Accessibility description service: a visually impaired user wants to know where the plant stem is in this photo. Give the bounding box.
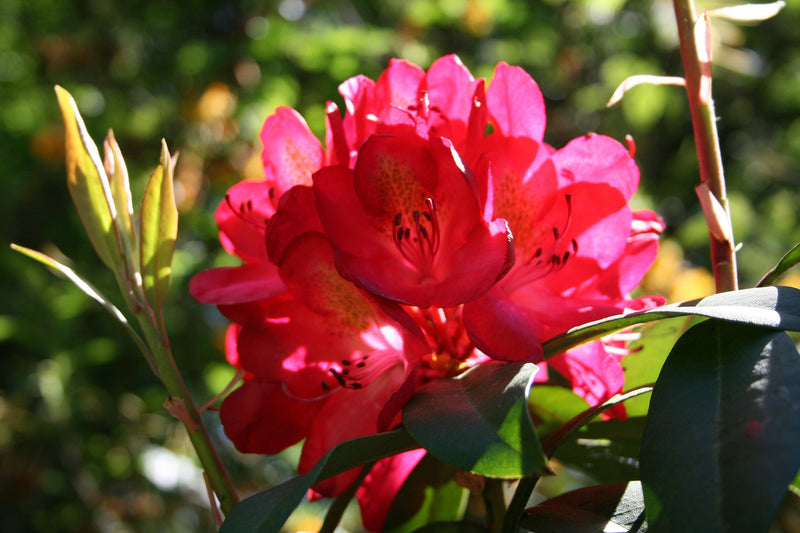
[673,0,738,293]
[501,476,539,533]
[319,463,374,533]
[138,317,240,516]
[483,478,506,533]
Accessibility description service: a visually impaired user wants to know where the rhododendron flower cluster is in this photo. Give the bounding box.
[190,55,663,530]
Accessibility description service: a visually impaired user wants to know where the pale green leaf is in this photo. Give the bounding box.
[139,140,178,319]
[54,85,121,271]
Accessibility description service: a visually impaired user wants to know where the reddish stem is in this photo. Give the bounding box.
[673,0,738,292]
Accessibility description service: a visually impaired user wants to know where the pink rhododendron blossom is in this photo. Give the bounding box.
[190,54,663,531]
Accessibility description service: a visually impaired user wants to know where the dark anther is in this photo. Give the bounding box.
[321,381,330,392]
[341,360,351,365]
[329,368,347,387]
[394,213,402,226]
[356,362,366,368]
[350,383,363,390]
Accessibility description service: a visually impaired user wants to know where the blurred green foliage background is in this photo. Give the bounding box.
[1,0,799,531]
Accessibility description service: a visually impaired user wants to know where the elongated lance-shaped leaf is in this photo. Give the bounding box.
[758,241,800,287]
[219,429,419,533]
[540,386,652,458]
[54,85,122,272]
[103,130,143,306]
[9,244,156,373]
[520,481,647,532]
[543,286,800,357]
[402,362,547,478]
[641,320,800,533]
[139,140,178,323]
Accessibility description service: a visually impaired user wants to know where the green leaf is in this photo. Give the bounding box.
[54,85,121,271]
[758,241,800,287]
[103,130,140,279]
[519,481,647,532]
[621,317,698,417]
[541,387,652,457]
[139,140,178,319]
[219,429,419,533]
[385,455,465,533]
[410,523,487,532]
[552,417,646,485]
[640,320,800,533]
[543,286,800,357]
[529,385,591,437]
[9,244,155,371]
[402,362,547,478]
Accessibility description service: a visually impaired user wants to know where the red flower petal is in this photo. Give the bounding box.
[299,362,409,496]
[189,262,285,305]
[357,450,427,531]
[216,179,273,262]
[487,62,546,141]
[220,378,323,454]
[374,59,425,113]
[264,184,323,264]
[314,136,513,307]
[425,54,477,146]
[463,287,544,362]
[260,107,324,195]
[552,134,639,201]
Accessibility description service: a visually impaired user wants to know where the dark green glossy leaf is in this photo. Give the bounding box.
[758,241,800,287]
[139,140,178,319]
[55,85,121,271]
[504,388,650,532]
[402,362,547,478]
[519,481,647,532]
[543,286,800,357]
[641,320,800,533]
[219,429,419,533]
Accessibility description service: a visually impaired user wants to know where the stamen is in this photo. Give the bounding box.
[224,194,267,231]
[329,368,347,387]
[317,350,405,392]
[509,194,578,290]
[391,198,441,274]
